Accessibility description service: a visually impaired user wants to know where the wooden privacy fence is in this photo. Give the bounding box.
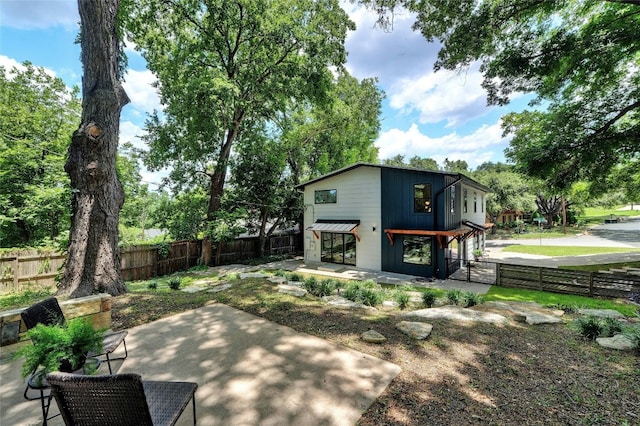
[0,234,300,294]
[496,263,640,298]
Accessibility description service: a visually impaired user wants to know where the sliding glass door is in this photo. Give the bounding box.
[321,232,356,265]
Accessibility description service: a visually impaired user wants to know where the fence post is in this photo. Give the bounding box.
[13,257,19,292]
[538,267,543,291]
[589,272,594,297]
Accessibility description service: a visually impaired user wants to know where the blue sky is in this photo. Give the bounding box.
[1,1,528,186]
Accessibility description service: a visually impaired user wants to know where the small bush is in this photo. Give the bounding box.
[574,315,604,340]
[394,290,410,310]
[343,281,362,301]
[460,291,482,308]
[422,290,437,308]
[303,277,335,297]
[187,264,208,272]
[147,281,158,290]
[274,269,286,277]
[226,272,240,281]
[287,272,303,282]
[623,325,640,354]
[332,279,344,293]
[168,277,182,290]
[304,276,317,287]
[360,288,384,306]
[601,317,623,337]
[445,289,462,305]
[343,281,384,306]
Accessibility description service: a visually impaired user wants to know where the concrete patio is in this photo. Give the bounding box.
[1,303,401,425]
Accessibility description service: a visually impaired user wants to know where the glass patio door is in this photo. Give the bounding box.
[321,232,356,266]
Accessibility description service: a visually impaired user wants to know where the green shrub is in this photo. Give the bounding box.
[303,277,335,297]
[304,276,317,287]
[226,272,240,281]
[574,315,604,340]
[287,272,303,282]
[394,290,410,310]
[445,289,462,305]
[274,269,286,277]
[422,290,437,308]
[343,281,362,301]
[460,291,482,308]
[623,325,640,354]
[343,281,384,306]
[147,281,158,290]
[187,264,208,272]
[360,288,384,306]
[601,317,623,337]
[168,277,182,290]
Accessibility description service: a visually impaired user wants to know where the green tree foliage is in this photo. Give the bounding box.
[474,163,535,227]
[382,155,439,171]
[150,189,208,241]
[607,158,640,206]
[0,63,80,247]
[364,0,640,190]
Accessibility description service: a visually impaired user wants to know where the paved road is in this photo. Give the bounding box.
[485,217,640,267]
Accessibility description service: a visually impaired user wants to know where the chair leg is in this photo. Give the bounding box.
[105,339,128,374]
[192,396,197,425]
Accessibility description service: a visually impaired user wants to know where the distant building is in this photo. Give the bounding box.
[296,163,490,279]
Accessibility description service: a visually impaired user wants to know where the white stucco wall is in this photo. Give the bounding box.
[301,166,381,270]
[460,183,488,258]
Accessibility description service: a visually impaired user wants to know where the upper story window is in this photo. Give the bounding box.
[450,186,456,214]
[463,189,468,213]
[474,192,478,213]
[414,183,432,213]
[315,189,337,204]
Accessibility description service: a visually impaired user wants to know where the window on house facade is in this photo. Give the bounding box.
[474,192,477,213]
[414,183,432,213]
[321,232,356,265]
[315,189,337,204]
[403,236,432,265]
[463,189,468,213]
[450,186,456,214]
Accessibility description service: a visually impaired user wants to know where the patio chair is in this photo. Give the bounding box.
[46,372,198,426]
[20,297,128,425]
[21,297,128,374]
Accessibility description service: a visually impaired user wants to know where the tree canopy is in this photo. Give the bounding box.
[0,63,80,247]
[365,0,640,190]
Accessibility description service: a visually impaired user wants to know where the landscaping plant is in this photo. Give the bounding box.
[422,290,437,308]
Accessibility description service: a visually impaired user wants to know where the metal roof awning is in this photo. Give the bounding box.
[384,228,470,249]
[307,220,360,242]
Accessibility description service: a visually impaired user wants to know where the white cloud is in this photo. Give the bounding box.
[122,69,162,114]
[0,0,78,29]
[119,120,146,151]
[0,54,57,79]
[389,64,489,127]
[376,121,510,169]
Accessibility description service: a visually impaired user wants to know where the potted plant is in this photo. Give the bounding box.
[473,249,484,261]
[15,317,105,383]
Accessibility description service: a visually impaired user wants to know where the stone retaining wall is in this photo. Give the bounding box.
[0,294,113,347]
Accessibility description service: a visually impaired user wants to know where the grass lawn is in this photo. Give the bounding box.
[484,286,638,317]
[501,245,640,256]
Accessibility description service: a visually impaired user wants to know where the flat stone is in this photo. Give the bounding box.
[286,281,304,287]
[278,285,307,297]
[396,321,433,340]
[181,286,207,293]
[401,306,508,324]
[192,279,216,286]
[240,272,270,279]
[206,283,233,293]
[361,330,387,343]
[596,334,636,351]
[578,309,625,319]
[267,276,287,284]
[484,301,564,325]
[322,295,377,311]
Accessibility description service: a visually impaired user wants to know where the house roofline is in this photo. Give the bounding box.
[294,162,491,192]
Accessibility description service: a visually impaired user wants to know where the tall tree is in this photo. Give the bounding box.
[0,63,79,247]
[364,0,640,190]
[475,168,535,230]
[59,0,129,297]
[124,0,354,264]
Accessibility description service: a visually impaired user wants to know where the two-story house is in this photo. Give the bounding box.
[296,163,490,279]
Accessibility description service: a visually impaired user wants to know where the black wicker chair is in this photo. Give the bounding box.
[46,372,198,426]
[21,297,128,374]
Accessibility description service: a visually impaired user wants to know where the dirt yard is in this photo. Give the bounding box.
[111,279,640,426]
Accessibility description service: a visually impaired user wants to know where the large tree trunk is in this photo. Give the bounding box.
[59,0,129,297]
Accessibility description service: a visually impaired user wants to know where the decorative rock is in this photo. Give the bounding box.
[240,272,270,279]
[596,334,636,351]
[206,283,233,293]
[578,309,625,319]
[181,286,207,293]
[396,321,433,340]
[286,281,304,287]
[322,295,377,311]
[267,276,287,284]
[483,301,563,325]
[402,306,508,324]
[278,285,307,297]
[383,300,398,308]
[361,330,387,343]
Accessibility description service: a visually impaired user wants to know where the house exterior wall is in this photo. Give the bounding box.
[380,168,448,277]
[301,166,381,270]
[461,182,488,261]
